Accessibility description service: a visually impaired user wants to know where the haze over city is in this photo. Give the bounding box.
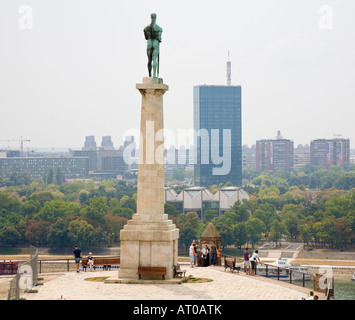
[0,0,354,150]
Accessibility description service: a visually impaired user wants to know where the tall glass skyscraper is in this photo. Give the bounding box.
[193,85,242,186]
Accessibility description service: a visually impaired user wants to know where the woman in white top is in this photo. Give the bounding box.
[201,245,209,267]
[189,243,195,268]
[250,250,261,276]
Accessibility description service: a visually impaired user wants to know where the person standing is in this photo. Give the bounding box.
[193,240,197,266]
[189,243,195,268]
[243,247,250,275]
[201,245,209,267]
[73,245,83,273]
[250,250,261,276]
[210,242,217,266]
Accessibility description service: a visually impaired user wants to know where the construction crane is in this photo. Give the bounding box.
[0,137,31,156]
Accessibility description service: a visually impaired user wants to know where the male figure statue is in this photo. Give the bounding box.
[144,13,162,78]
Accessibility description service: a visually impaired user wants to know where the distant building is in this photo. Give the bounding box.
[0,150,21,158]
[71,136,127,178]
[294,144,310,169]
[84,136,97,149]
[165,186,249,220]
[256,131,294,172]
[310,138,351,168]
[350,149,355,165]
[0,156,88,179]
[101,136,114,149]
[165,146,191,179]
[193,85,242,186]
[242,145,256,170]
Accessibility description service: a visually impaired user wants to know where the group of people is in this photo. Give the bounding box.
[73,245,95,272]
[243,248,261,276]
[189,241,219,268]
[305,291,319,300]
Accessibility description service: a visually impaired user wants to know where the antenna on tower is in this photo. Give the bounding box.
[226,51,231,86]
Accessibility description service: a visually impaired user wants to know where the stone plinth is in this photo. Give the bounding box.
[119,77,179,280]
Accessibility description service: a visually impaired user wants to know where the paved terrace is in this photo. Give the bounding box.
[21,265,323,300]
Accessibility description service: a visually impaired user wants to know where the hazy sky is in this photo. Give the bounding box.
[0,0,354,151]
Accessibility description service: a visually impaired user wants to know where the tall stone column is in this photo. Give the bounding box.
[119,77,179,280]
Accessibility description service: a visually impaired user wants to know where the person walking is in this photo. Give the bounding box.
[73,245,83,273]
[243,247,251,275]
[210,242,217,266]
[250,250,261,276]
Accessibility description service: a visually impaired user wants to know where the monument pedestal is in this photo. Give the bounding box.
[119,77,179,280]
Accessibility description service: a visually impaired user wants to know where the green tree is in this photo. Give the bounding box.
[47,218,71,247]
[231,200,249,222]
[269,220,288,247]
[176,212,200,249]
[120,196,136,212]
[104,214,127,243]
[55,168,63,185]
[111,207,134,219]
[164,203,180,217]
[234,222,248,249]
[213,221,234,249]
[68,219,96,247]
[203,209,218,223]
[82,197,108,222]
[178,222,198,249]
[281,204,301,241]
[37,199,81,223]
[47,168,54,185]
[245,218,266,247]
[22,199,41,218]
[0,226,22,246]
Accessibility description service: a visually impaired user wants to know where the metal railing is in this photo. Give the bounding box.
[222,254,335,299]
[254,261,314,288]
[222,254,314,289]
[37,256,121,273]
[6,245,39,300]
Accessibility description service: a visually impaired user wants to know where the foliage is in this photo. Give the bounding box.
[0,165,354,249]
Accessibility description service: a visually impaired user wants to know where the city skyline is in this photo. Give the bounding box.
[1,0,354,150]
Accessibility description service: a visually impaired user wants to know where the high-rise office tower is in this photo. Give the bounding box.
[193,83,242,186]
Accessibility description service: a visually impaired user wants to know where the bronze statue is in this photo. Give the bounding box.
[144,13,162,78]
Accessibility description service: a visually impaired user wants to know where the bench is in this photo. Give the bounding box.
[137,266,166,280]
[81,257,120,271]
[224,258,240,273]
[174,263,187,278]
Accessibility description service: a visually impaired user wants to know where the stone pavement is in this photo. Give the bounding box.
[22,265,319,300]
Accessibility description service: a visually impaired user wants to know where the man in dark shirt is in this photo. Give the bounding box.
[73,245,83,273]
[243,248,250,275]
[210,242,217,266]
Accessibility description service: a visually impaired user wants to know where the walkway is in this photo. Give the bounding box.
[22,265,318,300]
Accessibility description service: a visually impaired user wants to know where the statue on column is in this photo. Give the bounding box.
[144,13,162,78]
